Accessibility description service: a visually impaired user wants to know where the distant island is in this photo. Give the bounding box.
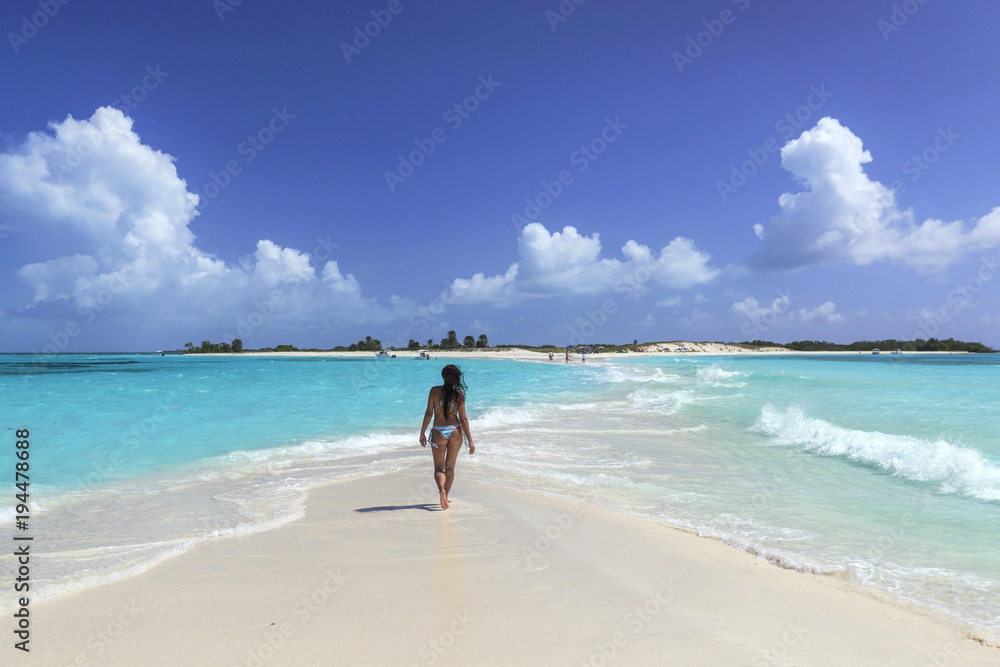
[179,331,490,354]
[175,335,994,354]
[737,337,995,353]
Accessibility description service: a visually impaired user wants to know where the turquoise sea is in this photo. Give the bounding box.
[1,353,998,639]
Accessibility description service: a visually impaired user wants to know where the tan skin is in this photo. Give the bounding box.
[419,386,475,510]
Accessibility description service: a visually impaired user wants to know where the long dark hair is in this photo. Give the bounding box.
[440,364,467,419]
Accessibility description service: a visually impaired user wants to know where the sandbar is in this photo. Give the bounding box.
[23,469,997,665]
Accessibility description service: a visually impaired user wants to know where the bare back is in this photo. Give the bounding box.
[429,385,463,426]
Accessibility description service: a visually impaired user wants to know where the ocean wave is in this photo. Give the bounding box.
[17,539,199,608]
[599,365,682,385]
[696,365,742,380]
[0,506,17,525]
[599,366,632,383]
[0,461,409,611]
[206,431,410,471]
[752,404,1000,501]
[471,405,538,429]
[716,534,837,574]
[553,402,601,412]
[627,388,697,414]
[849,560,1000,635]
[0,498,45,524]
[693,365,747,388]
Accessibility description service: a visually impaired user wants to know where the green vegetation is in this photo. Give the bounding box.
[762,338,994,353]
[178,331,493,354]
[434,330,458,349]
[405,331,488,350]
[347,336,381,352]
[736,339,783,349]
[185,339,239,354]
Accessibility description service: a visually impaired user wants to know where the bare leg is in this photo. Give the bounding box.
[430,434,450,509]
[430,427,466,509]
[443,445,459,496]
[437,474,449,509]
[443,428,464,499]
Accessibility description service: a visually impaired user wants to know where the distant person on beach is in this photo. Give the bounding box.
[565,349,570,363]
[419,364,475,510]
[549,352,554,361]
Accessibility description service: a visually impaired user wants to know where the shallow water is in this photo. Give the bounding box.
[1,352,998,639]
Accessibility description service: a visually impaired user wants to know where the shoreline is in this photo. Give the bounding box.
[25,470,998,665]
[189,344,971,360]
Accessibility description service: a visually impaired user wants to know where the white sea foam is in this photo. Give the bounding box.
[0,459,411,611]
[599,365,632,383]
[627,388,697,414]
[695,365,746,386]
[204,431,411,473]
[554,402,600,411]
[752,404,1000,501]
[0,506,16,525]
[471,405,538,429]
[599,365,683,385]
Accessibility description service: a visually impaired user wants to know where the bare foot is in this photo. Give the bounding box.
[440,490,449,510]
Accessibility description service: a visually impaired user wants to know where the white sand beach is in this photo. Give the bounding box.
[25,469,997,666]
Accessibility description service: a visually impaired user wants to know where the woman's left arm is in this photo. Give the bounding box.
[458,399,475,455]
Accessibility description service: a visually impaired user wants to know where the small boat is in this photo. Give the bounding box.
[413,350,430,359]
[375,350,395,359]
[872,348,880,355]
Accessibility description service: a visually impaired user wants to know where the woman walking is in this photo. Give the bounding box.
[419,364,475,509]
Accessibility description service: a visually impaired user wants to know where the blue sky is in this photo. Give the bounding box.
[2,0,1000,352]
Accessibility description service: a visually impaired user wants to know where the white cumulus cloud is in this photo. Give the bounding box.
[656,296,682,307]
[751,117,1000,272]
[798,301,845,324]
[730,295,791,321]
[0,107,393,342]
[445,222,718,305]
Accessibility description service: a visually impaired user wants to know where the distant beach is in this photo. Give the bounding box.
[198,341,971,360]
